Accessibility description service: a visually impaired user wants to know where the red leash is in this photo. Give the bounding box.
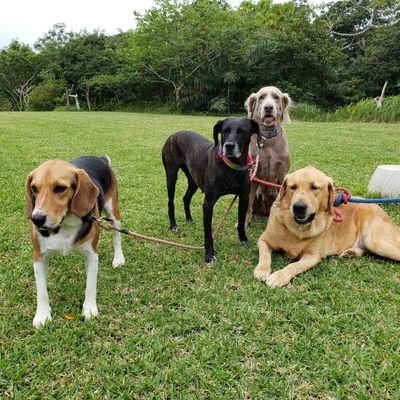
[332,187,352,223]
[250,176,282,189]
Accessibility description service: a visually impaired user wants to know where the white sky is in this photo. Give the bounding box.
[0,0,244,48]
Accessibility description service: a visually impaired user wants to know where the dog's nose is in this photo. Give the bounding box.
[224,142,235,152]
[264,104,274,113]
[31,213,46,227]
[293,201,308,216]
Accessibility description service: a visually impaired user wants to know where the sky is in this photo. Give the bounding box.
[0,0,244,48]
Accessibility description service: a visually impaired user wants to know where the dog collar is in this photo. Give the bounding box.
[36,226,60,237]
[260,126,279,139]
[217,145,253,171]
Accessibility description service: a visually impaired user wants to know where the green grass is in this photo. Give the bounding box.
[1,112,400,399]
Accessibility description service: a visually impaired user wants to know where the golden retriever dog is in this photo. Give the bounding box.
[244,86,292,225]
[254,166,400,287]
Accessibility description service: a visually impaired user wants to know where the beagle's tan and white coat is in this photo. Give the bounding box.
[26,156,125,328]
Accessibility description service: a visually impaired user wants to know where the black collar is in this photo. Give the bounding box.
[37,226,60,237]
[260,126,279,139]
[74,211,96,243]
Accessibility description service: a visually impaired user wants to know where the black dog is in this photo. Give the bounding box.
[162,117,260,263]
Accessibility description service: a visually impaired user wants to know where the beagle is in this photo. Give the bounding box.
[26,155,125,328]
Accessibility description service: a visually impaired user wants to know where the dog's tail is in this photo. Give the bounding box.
[100,154,112,166]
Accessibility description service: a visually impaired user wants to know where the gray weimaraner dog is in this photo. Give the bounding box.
[245,86,292,225]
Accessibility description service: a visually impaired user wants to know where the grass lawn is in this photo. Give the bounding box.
[0,112,399,399]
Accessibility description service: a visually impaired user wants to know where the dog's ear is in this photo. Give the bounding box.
[326,178,335,216]
[249,118,261,148]
[213,119,224,147]
[25,173,34,218]
[276,175,289,208]
[244,93,257,118]
[281,93,292,124]
[71,169,100,217]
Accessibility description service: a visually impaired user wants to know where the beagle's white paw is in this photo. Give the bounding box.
[82,303,99,320]
[33,309,52,328]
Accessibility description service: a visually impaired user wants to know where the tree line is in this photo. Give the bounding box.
[0,0,399,112]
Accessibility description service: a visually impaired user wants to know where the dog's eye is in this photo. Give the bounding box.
[54,185,67,193]
[290,185,297,191]
[310,184,320,191]
[31,186,38,194]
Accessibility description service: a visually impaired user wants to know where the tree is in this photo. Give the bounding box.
[240,1,345,107]
[59,31,122,110]
[341,23,400,98]
[0,41,41,111]
[324,0,400,50]
[130,0,237,107]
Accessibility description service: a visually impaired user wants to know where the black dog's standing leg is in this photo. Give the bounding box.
[203,196,217,263]
[181,165,198,223]
[166,169,179,231]
[237,191,249,243]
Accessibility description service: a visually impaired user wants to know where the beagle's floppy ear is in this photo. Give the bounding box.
[25,173,34,218]
[326,178,335,216]
[213,119,224,147]
[71,169,100,217]
[281,93,292,124]
[276,175,289,208]
[244,93,257,118]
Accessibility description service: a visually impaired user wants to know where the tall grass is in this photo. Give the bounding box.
[292,95,400,123]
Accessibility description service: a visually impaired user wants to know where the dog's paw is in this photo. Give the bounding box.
[112,255,125,268]
[205,255,217,264]
[82,303,99,320]
[170,225,179,232]
[240,239,250,246]
[339,248,364,259]
[33,310,52,328]
[186,218,196,224]
[265,270,291,287]
[253,265,271,282]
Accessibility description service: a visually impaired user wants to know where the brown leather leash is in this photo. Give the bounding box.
[93,195,238,251]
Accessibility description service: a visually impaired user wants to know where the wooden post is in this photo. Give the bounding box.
[374,81,388,109]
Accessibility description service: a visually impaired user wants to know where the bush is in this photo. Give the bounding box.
[29,80,65,111]
[290,102,330,122]
[291,97,400,123]
[335,96,400,122]
[0,95,12,111]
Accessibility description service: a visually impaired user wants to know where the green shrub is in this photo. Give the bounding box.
[292,96,400,123]
[290,102,329,122]
[0,95,12,111]
[29,79,65,111]
[335,96,400,122]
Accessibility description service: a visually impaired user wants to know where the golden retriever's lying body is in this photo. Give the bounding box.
[255,166,400,287]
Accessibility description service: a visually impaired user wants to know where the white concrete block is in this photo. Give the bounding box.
[368,165,400,197]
